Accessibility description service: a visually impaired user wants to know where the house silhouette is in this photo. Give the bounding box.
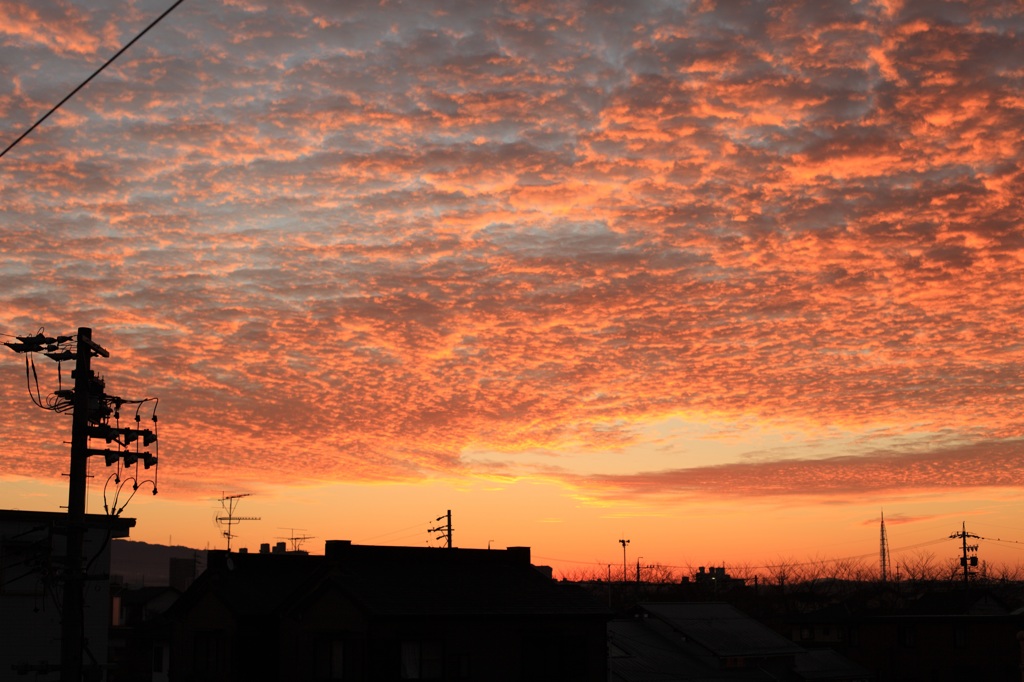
[163,540,609,681]
[0,509,135,678]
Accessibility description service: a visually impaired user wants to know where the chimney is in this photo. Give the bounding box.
[325,540,352,559]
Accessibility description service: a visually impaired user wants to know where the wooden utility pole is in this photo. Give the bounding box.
[4,327,158,682]
[429,510,453,548]
[951,522,979,587]
[61,327,105,682]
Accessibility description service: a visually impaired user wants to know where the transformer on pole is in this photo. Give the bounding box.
[4,327,160,682]
[950,521,980,586]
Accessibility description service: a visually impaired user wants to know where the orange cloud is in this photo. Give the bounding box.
[0,0,1021,509]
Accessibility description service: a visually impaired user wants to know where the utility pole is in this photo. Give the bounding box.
[619,538,630,583]
[429,510,453,548]
[217,493,260,552]
[4,327,159,682]
[63,328,98,682]
[950,521,979,586]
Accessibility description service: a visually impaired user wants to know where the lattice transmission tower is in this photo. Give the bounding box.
[880,510,891,582]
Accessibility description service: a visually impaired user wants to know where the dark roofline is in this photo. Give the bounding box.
[202,541,535,575]
[0,508,135,537]
[324,540,532,566]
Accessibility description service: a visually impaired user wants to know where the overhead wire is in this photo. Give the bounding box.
[0,0,189,160]
[357,519,439,545]
[977,536,1024,552]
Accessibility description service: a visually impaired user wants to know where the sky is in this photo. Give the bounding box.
[1,0,1024,579]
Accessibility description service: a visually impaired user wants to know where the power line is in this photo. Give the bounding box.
[0,0,188,160]
[979,537,1024,551]
[357,520,436,543]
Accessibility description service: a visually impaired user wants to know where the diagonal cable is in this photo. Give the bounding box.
[0,0,187,160]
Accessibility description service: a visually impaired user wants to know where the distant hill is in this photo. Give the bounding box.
[111,539,207,587]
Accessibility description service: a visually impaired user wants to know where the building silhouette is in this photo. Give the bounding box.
[161,540,609,681]
[0,509,134,678]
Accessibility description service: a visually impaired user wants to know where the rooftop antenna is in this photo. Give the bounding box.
[880,510,891,582]
[217,493,260,552]
[277,528,315,553]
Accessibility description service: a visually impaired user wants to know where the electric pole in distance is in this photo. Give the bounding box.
[950,521,980,587]
[429,510,453,548]
[4,327,159,682]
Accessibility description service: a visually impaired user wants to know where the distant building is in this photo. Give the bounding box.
[0,508,134,678]
[109,584,179,682]
[164,541,610,681]
[685,565,745,591]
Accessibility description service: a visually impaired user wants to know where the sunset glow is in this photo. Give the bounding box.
[2,0,1023,578]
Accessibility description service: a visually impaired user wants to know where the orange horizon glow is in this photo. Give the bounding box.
[2,0,1024,579]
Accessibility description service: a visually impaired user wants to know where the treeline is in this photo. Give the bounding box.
[556,551,1024,586]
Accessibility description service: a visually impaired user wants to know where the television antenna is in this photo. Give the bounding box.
[217,492,260,552]
[277,528,315,553]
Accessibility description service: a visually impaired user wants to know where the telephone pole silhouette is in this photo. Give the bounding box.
[4,327,159,682]
[429,509,453,548]
[950,521,979,586]
[619,538,630,583]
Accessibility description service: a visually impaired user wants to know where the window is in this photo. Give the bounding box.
[194,631,225,674]
[400,640,443,679]
[448,653,470,679]
[314,638,345,680]
[331,640,345,679]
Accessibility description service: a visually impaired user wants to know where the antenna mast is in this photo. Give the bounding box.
[880,510,891,582]
[277,528,315,553]
[217,493,260,552]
